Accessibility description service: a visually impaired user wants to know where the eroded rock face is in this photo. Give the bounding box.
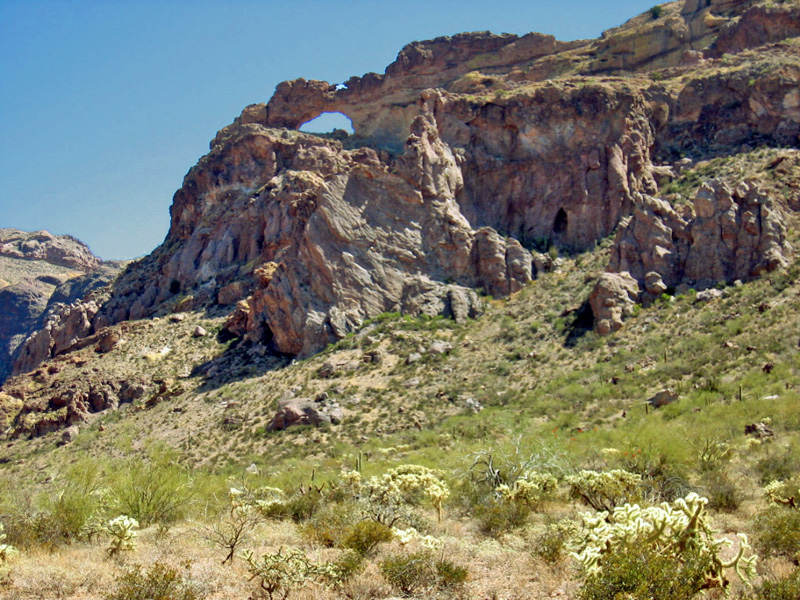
[609,181,790,293]
[94,113,531,356]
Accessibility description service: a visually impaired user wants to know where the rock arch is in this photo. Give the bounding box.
[299,111,354,135]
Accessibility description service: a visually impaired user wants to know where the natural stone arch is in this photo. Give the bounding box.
[299,111,354,135]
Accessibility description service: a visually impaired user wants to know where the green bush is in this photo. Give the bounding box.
[532,520,577,565]
[754,507,800,561]
[754,568,800,600]
[105,562,199,600]
[283,491,323,523]
[108,455,193,527]
[340,520,394,556]
[579,543,714,600]
[700,471,741,513]
[380,551,467,595]
[299,502,356,548]
[474,498,531,537]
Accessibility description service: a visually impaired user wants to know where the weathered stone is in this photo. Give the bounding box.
[428,341,453,355]
[648,389,679,408]
[267,397,343,431]
[192,326,208,338]
[589,272,640,335]
[60,425,79,445]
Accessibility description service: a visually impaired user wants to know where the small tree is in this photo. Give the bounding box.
[650,5,664,19]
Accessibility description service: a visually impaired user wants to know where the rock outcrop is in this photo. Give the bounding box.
[0,230,111,383]
[609,181,790,294]
[7,0,800,372]
[589,272,641,335]
[0,229,100,272]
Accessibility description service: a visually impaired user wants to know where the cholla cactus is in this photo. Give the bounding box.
[366,465,450,522]
[339,470,362,497]
[566,469,641,512]
[229,484,287,517]
[243,547,336,600]
[497,471,558,509]
[391,527,443,551]
[106,515,139,556]
[764,480,798,509]
[0,522,16,563]
[572,493,757,591]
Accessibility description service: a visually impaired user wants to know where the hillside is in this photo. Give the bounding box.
[3,1,800,599]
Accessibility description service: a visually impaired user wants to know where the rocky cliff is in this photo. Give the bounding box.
[8,0,800,381]
[0,230,116,383]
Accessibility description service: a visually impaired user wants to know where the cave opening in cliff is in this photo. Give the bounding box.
[553,208,568,235]
[299,112,354,138]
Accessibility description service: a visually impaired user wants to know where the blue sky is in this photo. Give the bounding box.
[1,0,661,260]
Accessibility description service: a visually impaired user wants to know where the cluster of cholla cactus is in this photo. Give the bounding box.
[496,471,558,509]
[572,492,757,591]
[764,479,799,509]
[365,465,450,522]
[105,515,139,556]
[565,469,642,511]
[229,484,287,517]
[0,522,16,563]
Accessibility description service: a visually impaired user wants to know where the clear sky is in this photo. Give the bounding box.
[1,0,662,260]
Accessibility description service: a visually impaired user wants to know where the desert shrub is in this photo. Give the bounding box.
[300,502,357,548]
[753,568,800,600]
[283,490,323,523]
[45,459,106,541]
[108,454,193,527]
[700,470,741,512]
[756,450,800,484]
[650,5,663,19]
[566,469,641,511]
[200,506,260,564]
[380,551,467,595]
[572,493,756,597]
[578,543,714,600]
[532,519,578,565]
[105,562,199,600]
[753,506,800,561]
[474,497,531,537]
[341,520,394,556]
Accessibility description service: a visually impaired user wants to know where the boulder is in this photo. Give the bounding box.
[267,397,343,431]
[648,389,679,408]
[589,273,640,335]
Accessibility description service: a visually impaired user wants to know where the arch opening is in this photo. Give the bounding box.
[299,112,354,136]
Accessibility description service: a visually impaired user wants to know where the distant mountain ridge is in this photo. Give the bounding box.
[0,229,120,384]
